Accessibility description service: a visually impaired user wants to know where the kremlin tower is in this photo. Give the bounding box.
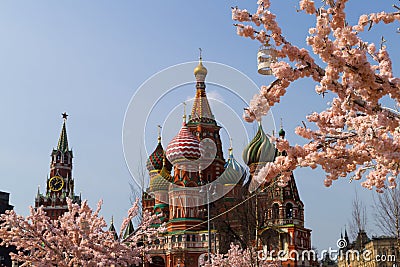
[35,113,81,220]
[141,57,315,267]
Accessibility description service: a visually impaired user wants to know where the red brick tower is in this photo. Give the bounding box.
[35,113,81,220]
[186,56,226,182]
[142,57,230,267]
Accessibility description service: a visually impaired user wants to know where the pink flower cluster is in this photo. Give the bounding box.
[299,0,316,15]
[234,0,400,191]
[354,12,400,32]
[0,198,164,266]
[202,243,281,267]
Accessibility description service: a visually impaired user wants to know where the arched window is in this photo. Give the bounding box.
[63,154,68,163]
[56,153,61,162]
[272,203,279,219]
[286,203,293,219]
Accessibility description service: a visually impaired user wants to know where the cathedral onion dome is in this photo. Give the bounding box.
[146,136,172,173]
[150,162,173,191]
[166,122,201,166]
[194,57,208,82]
[219,147,247,185]
[242,123,276,166]
[279,127,286,138]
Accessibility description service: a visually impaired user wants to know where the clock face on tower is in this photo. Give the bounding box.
[49,176,64,192]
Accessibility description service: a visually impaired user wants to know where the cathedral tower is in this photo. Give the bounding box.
[243,124,315,267]
[141,56,315,267]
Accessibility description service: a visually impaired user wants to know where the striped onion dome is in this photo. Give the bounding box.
[242,123,276,166]
[150,162,173,191]
[166,123,201,165]
[146,137,172,173]
[219,148,247,185]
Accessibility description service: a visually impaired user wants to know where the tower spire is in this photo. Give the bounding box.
[157,125,162,143]
[182,102,187,124]
[57,113,69,152]
[37,112,80,220]
[229,137,233,156]
[191,51,213,120]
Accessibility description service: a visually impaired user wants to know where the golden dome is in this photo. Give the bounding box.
[194,59,208,76]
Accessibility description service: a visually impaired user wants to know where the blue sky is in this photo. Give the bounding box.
[0,0,399,251]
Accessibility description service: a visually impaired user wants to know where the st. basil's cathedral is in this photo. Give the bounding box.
[140,58,317,267]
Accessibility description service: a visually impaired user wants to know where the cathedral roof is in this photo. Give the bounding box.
[194,55,208,82]
[146,136,172,173]
[194,58,208,77]
[190,57,214,121]
[166,122,201,166]
[190,86,214,121]
[150,161,173,191]
[122,219,135,240]
[219,148,247,185]
[242,123,276,166]
[278,127,286,138]
[108,217,119,240]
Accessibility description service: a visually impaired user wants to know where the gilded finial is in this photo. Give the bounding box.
[229,137,233,155]
[280,118,283,129]
[62,112,68,121]
[194,49,207,80]
[157,125,162,143]
[111,216,114,225]
[182,102,187,123]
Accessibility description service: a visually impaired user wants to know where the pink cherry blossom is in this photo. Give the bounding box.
[202,243,281,267]
[234,0,400,190]
[0,198,164,266]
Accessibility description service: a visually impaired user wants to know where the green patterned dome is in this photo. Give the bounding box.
[149,164,173,191]
[242,123,276,166]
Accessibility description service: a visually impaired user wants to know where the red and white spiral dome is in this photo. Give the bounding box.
[166,123,201,167]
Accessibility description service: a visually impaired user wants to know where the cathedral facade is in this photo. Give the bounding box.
[142,58,316,267]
